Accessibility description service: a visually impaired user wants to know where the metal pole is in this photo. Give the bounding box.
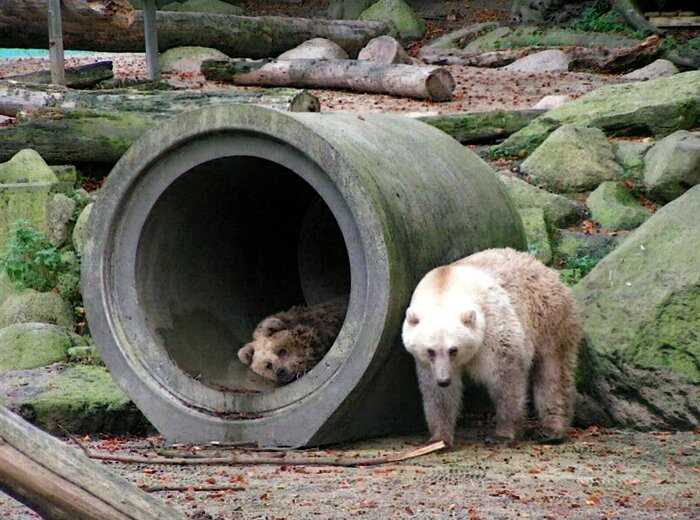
[47,0,65,85]
[143,0,160,81]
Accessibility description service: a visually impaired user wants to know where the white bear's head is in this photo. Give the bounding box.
[401,265,487,387]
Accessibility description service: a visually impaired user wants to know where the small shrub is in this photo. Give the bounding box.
[559,254,599,286]
[1,220,65,292]
[571,3,640,37]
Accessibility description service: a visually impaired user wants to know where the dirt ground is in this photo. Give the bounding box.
[1,427,698,519]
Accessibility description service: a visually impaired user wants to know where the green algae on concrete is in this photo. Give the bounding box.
[519,207,552,265]
[521,125,623,193]
[0,290,73,329]
[499,174,581,227]
[0,322,71,372]
[19,365,151,434]
[586,181,651,230]
[574,184,700,383]
[493,71,700,158]
[359,0,425,41]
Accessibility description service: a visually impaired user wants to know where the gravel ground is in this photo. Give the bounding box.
[1,428,698,519]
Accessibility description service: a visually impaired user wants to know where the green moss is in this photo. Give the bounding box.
[0,290,73,329]
[0,149,57,185]
[519,208,552,265]
[0,323,71,372]
[587,181,650,230]
[20,365,151,434]
[359,0,425,41]
[499,175,580,227]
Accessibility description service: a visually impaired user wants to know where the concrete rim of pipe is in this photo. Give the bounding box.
[83,105,526,446]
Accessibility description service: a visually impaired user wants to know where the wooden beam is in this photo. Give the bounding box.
[47,0,66,85]
[648,16,700,28]
[143,0,160,81]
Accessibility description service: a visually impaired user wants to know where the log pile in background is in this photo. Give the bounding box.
[3,61,114,89]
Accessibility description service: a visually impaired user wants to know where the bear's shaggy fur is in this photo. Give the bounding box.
[238,298,348,385]
[402,248,581,446]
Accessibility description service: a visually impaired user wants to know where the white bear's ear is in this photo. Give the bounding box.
[460,310,476,327]
[406,308,420,326]
[238,343,255,365]
[255,317,285,338]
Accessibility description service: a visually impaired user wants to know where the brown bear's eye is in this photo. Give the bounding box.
[278,348,287,358]
[427,349,436,359]
[448,347,458,357]
[266,362,273,371]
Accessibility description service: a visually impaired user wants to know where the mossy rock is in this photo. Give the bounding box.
[613,140,651,184]
[574,184,700,382]
[521,125,623,193]
[0,149,57,185]
[499,174,581,227]
[554,230,622,261]
[587,181,651,230]
[0,323,71,372]
[160,46,230,74]
[18,365,152,434]
[0,290,73,329]
[643,130,700,203]
[492,71,700,158]
[160,0,243,14]
[359,0,425,42]
[519,207,552,265]
[72,202,93,257]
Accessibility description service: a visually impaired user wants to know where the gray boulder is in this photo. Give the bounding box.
[72,203,93,257]
[554,230,622,261]
[622,59,678,81]
[46,193,77,247]
[0,290,73,329]
[533,94,570,110]
[502,49,570,73]
[519,208,552,265]
[278,38,349,60]
[359,0,426,42]
[0,149,57,185]
[160,46,229,74]
[613,140,652,184]
[499,174,581,227]
[643,130,700,202]
[586,181,651,230]
[0,323,71,372]
[521,125,623,193]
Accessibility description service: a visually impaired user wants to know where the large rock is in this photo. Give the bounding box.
[554,230,621,261]
[1,364,151,434]
[72,202,93,256]
[521,125,623,193]
[278,38,349,60]
[160,0,243,14]
[359,0,425,42]
[643,130,700,202]
[160,46,229,74]
[575,185,700,383]
[0,149,57,185]
[502,49,570,73]
[327,0,375,19]
[49,165,78,194]
[587,181,650,230]
[499,174,581,227]
[622,59,678,81]
[613,140,652,184]
[0,323,71,372]
[519,208,552,265]
[46,193,77,247]
[493,71,700,158]
[0,290,73,329]
[533,94,570,110]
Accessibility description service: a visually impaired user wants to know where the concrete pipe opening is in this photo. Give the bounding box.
[84,105,526,447]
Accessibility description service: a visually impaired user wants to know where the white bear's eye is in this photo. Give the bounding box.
[448,347,458,357]
[426,349,436,359]
[278,348,288,358]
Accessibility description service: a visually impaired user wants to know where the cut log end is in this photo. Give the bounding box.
[425,68,456,102]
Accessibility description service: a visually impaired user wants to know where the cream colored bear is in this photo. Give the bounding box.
[402,248,581,446]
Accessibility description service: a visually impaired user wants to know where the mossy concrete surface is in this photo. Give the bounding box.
[519,208,552,265]
[586,181,650,230]
[521,125,623,193]
[359,0,425,41]
[574,184,700,383]
[0,290,73,329]
[0,322,71,372]
[499,174,581,227]
[493,71,700,158]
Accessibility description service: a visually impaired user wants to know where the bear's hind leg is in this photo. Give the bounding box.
[532,348,574,442]
[416,363,463,448]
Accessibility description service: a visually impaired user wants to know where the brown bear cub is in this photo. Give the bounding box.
[402,248,581,447]
[238,298,348,385]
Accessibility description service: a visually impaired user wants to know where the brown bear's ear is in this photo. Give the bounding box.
[238,343,255,365]
[406,308,420,326]
[460,310,476,326]
[255,317,285,338]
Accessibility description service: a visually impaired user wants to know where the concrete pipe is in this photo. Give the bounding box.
[83,105,526,447]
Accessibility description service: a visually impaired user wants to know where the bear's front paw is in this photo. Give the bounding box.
[429,433,454,449]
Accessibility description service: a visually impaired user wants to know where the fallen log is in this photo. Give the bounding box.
[3,61,114,89]
[202,58,456,101]
[421,36,663,73]
[0,407,187,520]
[0,0,390,58]
[0,82,320,162]
[415,109,545,143]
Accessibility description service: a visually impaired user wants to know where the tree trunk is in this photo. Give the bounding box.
[420,47,534,68]
[0,406,187,520]
[0,82,320,163]
[202,59,456,101]
[0,0,390,58]
[612,0,659,36]
[4,61,114,89]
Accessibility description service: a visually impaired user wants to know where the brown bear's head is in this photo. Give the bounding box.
[238,319,319,385]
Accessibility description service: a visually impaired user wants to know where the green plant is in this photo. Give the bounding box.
[559,254,599,286]
[571,3,638,36]
[1,220,65,292]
